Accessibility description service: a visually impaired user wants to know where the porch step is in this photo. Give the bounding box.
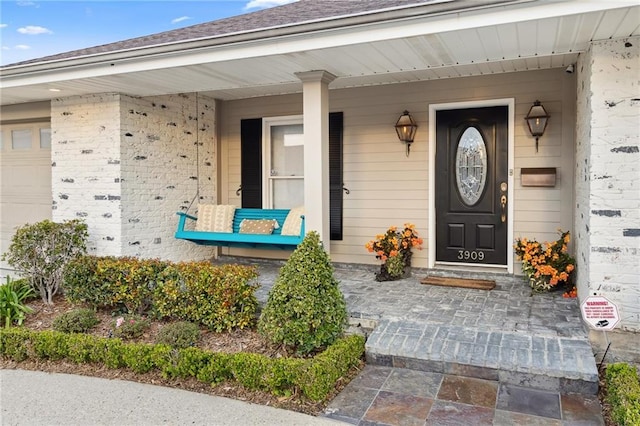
[364,318,599,395]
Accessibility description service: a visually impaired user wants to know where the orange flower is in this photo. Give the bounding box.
[366,223,422,265]
[515,230,575,291]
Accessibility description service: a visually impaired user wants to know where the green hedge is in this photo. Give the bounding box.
[63,256,170,314]
[62,257,258,331]
[154,262,258,332]
[606,363,640,426]
[0,328,364,402]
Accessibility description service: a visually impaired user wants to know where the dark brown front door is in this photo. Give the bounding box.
[435,106,508,265]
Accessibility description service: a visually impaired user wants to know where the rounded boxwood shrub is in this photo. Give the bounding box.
[155,321,201,349]
[53,308,99,333]
[258,231,347,355]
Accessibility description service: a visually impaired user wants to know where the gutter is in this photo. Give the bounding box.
[0,0,525,78]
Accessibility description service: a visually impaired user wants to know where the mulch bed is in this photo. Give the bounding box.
[0,296,363,416]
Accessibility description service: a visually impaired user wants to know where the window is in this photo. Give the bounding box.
[40,128,52,149]
[11,129,32,150]
[240,112,343,239]
[262,116,304,209]
[1,124,51,151]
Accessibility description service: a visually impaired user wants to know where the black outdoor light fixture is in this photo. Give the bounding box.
[525,100,550,153]
[395,110,418,156]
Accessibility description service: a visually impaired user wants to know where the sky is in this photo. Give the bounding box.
[0,0,297,66]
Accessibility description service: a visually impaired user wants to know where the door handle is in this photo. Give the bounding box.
[500,195,507,223]
[235,185,242,196]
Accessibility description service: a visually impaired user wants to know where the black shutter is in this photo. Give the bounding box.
[240,118,262,208]
[329,112,344,240]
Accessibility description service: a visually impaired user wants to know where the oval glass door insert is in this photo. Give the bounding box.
[455,126,487,206]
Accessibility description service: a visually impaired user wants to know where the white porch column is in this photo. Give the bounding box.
[295,70,336,250]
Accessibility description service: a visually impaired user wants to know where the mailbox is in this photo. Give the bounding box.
[521,167,556,187]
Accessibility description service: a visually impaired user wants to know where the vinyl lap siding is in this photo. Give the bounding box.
[219,68,576,269]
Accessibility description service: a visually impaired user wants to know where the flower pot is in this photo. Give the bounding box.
[375,257,412,282]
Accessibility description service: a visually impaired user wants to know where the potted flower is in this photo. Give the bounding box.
[514,230,576,292]
[365,223,423,281]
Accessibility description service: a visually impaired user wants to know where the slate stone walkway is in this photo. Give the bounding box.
[324,365,604,425]
[220,257,604,425]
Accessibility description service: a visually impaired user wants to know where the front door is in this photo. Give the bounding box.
[435,106,508,265]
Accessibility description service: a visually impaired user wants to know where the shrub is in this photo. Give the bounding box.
[62,256,115,309]
[0,277,35,328]
[0,328,364,402]
[63,256,168,314]
[109,258,169,314]
[606,363,640,426]
[2,219,88,304]
[52,308,99,334]
[155,321,201,349]
[258,231,347,355]
[111,315,151,340]
[154,262,259,331]
[64,257,258,330]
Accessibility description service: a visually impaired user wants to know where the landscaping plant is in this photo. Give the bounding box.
[258,231,347,355]
[606,362,640,425]
[155,321,201,349]
[365,223,423,281]
[2,219,88,304]
[0,277,35,328]
[52,308,100,334]
[514,230,575,292]
[111,315,151,340]
[154,262,259,332]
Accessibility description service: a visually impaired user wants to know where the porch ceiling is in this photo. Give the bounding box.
[1,3,638,105]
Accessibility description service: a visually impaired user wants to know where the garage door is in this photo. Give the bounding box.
[0,122,52,279]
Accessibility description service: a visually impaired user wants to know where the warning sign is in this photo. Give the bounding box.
[581,296,620,331]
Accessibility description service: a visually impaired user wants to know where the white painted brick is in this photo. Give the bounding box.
[575,36,640,331]
[51,92,217,263]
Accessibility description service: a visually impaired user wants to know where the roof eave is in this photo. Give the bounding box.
[0,0,524,77]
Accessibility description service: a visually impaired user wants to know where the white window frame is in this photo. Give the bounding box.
[0,122,51,152]
[261,115,304,208]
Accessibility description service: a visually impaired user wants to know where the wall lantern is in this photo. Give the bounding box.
[395,110,418,156]
[524,100,550,153]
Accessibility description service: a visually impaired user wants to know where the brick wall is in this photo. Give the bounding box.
[51,92,217,262]
[51,93,123,256]
[575,36,640,331]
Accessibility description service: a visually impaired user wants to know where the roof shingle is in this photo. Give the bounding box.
[4,0,432,67]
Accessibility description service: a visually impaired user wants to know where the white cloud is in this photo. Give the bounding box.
[2,46,9,50]
[171,16,191,24]
[15,45,31,50]
[17,25,52,35]
[17,1,39,7]
[0,24,8,29]
[244,0,297,11]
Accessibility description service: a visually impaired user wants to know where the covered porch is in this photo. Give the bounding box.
[1,0,638,330]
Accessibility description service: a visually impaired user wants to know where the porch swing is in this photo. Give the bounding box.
[174,95,305,249]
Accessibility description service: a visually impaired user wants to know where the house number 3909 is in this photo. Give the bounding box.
[457,250,485,261]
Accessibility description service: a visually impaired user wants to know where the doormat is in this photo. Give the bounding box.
[420,276,496,290]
